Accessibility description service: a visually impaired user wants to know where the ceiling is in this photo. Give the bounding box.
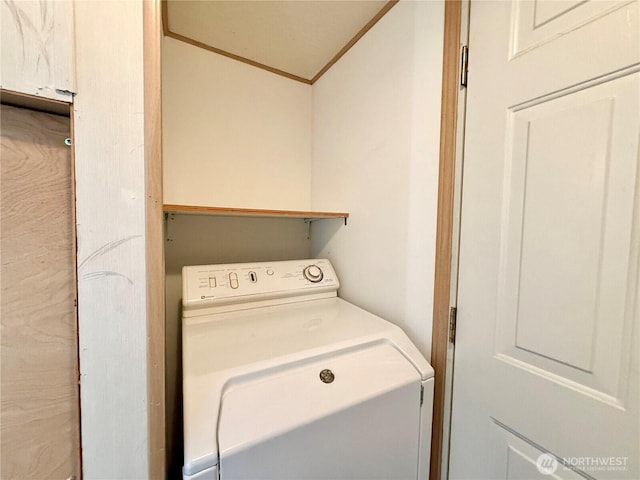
[163,0,396,84]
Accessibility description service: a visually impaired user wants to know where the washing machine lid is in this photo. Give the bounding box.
[217,342,423,480]
[182,297,433,477]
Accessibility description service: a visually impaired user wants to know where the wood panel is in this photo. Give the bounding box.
[430,1,462,479]
[144,0,166,476]
[0,0,75,101]
[0,104,80,478]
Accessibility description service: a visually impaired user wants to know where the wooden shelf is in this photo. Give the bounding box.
[163,204,349,223]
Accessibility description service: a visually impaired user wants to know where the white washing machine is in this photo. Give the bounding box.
[182,259,434,480]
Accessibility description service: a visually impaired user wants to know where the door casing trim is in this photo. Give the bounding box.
[429,1,463,479]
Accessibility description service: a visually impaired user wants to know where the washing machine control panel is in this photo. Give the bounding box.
[183,259,339,313]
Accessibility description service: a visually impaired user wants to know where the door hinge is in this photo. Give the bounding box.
[460,45,469,88]
[420,384,424,406]
[449,307,457,344]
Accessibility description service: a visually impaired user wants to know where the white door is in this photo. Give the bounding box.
[449,1,639,479]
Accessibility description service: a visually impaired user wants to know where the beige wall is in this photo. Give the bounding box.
[162,36,313,210]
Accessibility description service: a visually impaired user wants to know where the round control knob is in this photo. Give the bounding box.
[303,265,324,283]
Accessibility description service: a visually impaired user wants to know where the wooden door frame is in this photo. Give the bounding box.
[144,0,166,477]
[430,1,463,479]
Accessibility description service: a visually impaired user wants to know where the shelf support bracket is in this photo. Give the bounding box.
[303,216,348,226]
[164,212,174,242]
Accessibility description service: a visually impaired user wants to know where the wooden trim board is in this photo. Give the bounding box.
[69,98,84,480]
[164,204,349,221]
[161,0,398,85]
[144,0,166,477]
[164,30,312,85]
[161,0,169,37]
[1,89,71,116]
[430,1,462,479]
[310,0,399,84]
[161,0,311,84]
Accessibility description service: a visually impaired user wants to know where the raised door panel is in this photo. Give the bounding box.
[510,0,632,58]
[495,73,639,405]
[499,424,584,479]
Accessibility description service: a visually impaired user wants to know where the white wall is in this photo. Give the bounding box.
[311,0,444,358]
[74,1,149,477]
[163,36,312,210]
